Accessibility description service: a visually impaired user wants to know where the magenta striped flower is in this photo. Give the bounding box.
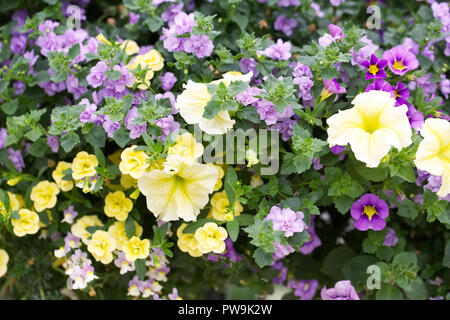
[351,194,389,231]
[382,45,419,76]
[361,54,387,80]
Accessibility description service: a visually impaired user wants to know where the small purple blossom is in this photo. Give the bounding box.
[351,193,389,231]
[288,279,319,300]
[155,115,180,141]
[47,135,59,153]
[183,35,214,58]
[361,54,388,80]
[86,61,108,88]
[0,128,7,148]
[382,45,419,76]
[265,206,307,237]
[383,228,399,247]
[321,280,360,300]
[161,72,177,91]
[274,15,298,37]
[7,148,25,172]
[260,39,291,61]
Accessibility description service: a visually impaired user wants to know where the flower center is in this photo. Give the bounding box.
[363,205,377,220]
[368,64,379,75]
[393,60,406,71]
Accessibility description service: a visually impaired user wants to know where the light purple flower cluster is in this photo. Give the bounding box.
[265,206,307,237]
[350,36,379,66]
[321,280,359,300]
[383,228,399,247]
[431,2,450,56]
[259,39,291,60]
[62,205,79,224]
[54,232,81,258]
[318,24,345,48]
[287,279,319,300]
[299,215,322,255]
[274,15,298,37]
[161,72,177,91]
[7,148,25,172]
[162,12,214,58]
[271,261,287,285]
[65,249,97,290]
[273,242,295,261]
[125,107,147,139]
[0,128,8,149]
[114,251,135,275]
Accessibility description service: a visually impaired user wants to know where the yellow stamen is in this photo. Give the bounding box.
[363,205,377,220]
[368,64,379,75]
[393,60,406,71]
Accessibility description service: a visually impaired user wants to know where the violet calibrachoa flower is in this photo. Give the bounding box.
[382,45,419,76]
[361,54,388,80]
[321,280,360,300]
[259,39,292,60]
[265,206,307,237]
[351,194,389,231]
[288,279,319,300]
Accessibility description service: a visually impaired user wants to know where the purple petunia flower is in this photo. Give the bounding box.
[125,107,146,139]
[299,215,322,254]
[294,76,314,100]
[265,206,307,237]
[183,35,214,58]
[361,54,388,80]
[129,12,140,25]
[273,242,295,261]
[79,98,98,123]
[86,61,108,88]
[103,116,121,138]
[350,36,379,66]
[7,148,25,172]
[0,128,7,148]
[155,115,180,141]
[364,79,394,95]
[288,279,319,300]
[274,15,298,37]
[10,35,27,54]
[240,58,259,79]
[382,45,419,76]
[318,24,345,48]
[321,280,360,300]
[320,78,346,101]
[47,135,59,153]
[383,228,399,247]
[161,72,177,91]
[351,193,389,231]
[259,39,292,61]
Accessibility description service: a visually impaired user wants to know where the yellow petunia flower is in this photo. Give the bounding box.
[52,161,74,192]
[71,151,99,180]
[207,190,243,222]
[168,132,204,161]
[194,222,228,254]
[119,146,150,179]
[138,155,218,222]
[87,230,117,264]
[0,249,8,277]
[11,208,40,237]
[122,236,150,262]
[326,90,412,168]
[108,220,143,251]
[71,215,104,245]
[176,224,203,257]
[30,181,60,212]
[414,118,450,197]
[104,191,133,222]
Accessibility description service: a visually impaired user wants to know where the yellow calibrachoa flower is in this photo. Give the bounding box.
[6,177,21,186]
[208,191,243,221]
[127,49,164,89]
[108,220,143,250]
[52,161,74,192]
[327,90,412,168]
[119,146,150,179]
[176,80,235,135]
[104,191,133,221]
[245,149,259,167]
[168,132,204,161]
[96,33,112,45]
[120,174,138,189]
[0,192,24,216]
[138,155,218,222]
[194,222,228,254]
[120,40,140,56]
[122,236,150,262]
[176,224,203,257]
[71,215,104,244]
[30,181,60,212]
[250,173,264,187]
[11,209,40,237]
[87,230,117,264]
[414,118,450,198]
[208,164,224,191]
[0,249,8,277]
[71,151,99,180]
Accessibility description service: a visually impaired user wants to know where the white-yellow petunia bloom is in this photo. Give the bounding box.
[137,155,218,222]
[168,132,204,161]
[326,90,412,168]
[175,72,252,135]
[414,118,450,198]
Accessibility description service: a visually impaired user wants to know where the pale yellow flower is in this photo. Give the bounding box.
[168,132,204,161]
[52,161,74,192]
[120,174,138,189]
[194,222,228,254]
[30,180,60,212]
[176,224,203,257]
[122,236,150,262]
[87,230,117,264]
[96,33,111,45]
[207,164,225,191]
[207,190,243,221]
[0,249,8,277]
[0,192,24,216]
[128,49,164,71]
[108,220,143,251]
[246,149,259,167]
[120,40,140,55]
[71,215,104,244]
[414,118,450,197]
[212,71,253,86]
[104,191,133,221]
[175,80,236,135]
[326,90,412,168]
[71,151,99,180]
[119,146,150,179]
[138,155,218,221]
[11,209,40,237]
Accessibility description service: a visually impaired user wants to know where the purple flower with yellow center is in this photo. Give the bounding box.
[351,193,389,231]
[364,78,394,94]
[361,54,387,80]
[320,78,346,101]
[382,45,419,76]
[393,82,409,106]
[288,279,319,300]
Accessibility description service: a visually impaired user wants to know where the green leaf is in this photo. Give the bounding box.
[224,167,238,206]
[61,132,80,153]
[226,221,239,242]
[376,285,403,300]
[1,99,19,115]
[125,216,136,238]
[334,196,354,214]
[28,139,48,157]
[104,70,123,81]
[321,246,356,280]
[85,125,106,148]
[253,247,273,268]
[397,200,419,219]
[134,259,146,281]
[442,239,450,268]
[404,278,427,300]
[342,255,378,284]
[182,218,215,234]
[234,214,254,226]
[0,189,11,213]
[293,155,311,174]
[113,127,130,148]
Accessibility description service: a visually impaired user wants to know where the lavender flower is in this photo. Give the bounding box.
[47,135,59,153]
[125,107,146,139]
[361,54,388,80]
[103,116,121,138]
[265,206,307,237]
[299,216,322,254]
[79,98,98,123]
[288,279,319,300]
[240,58,259,79]
[161,72,177,91]
[7,148,25,172]
[259,39,292,60]
[383,228,399,247]
[274,15,298,37]
[183,35,214,58]
[321,280,360,300]
[0,128,7,148]
[86,61,108,88]
[62,205,79,224]
[320,78,346,101]
[382,45,419,76]
[155,115,180,141]
[351,193,389,231]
